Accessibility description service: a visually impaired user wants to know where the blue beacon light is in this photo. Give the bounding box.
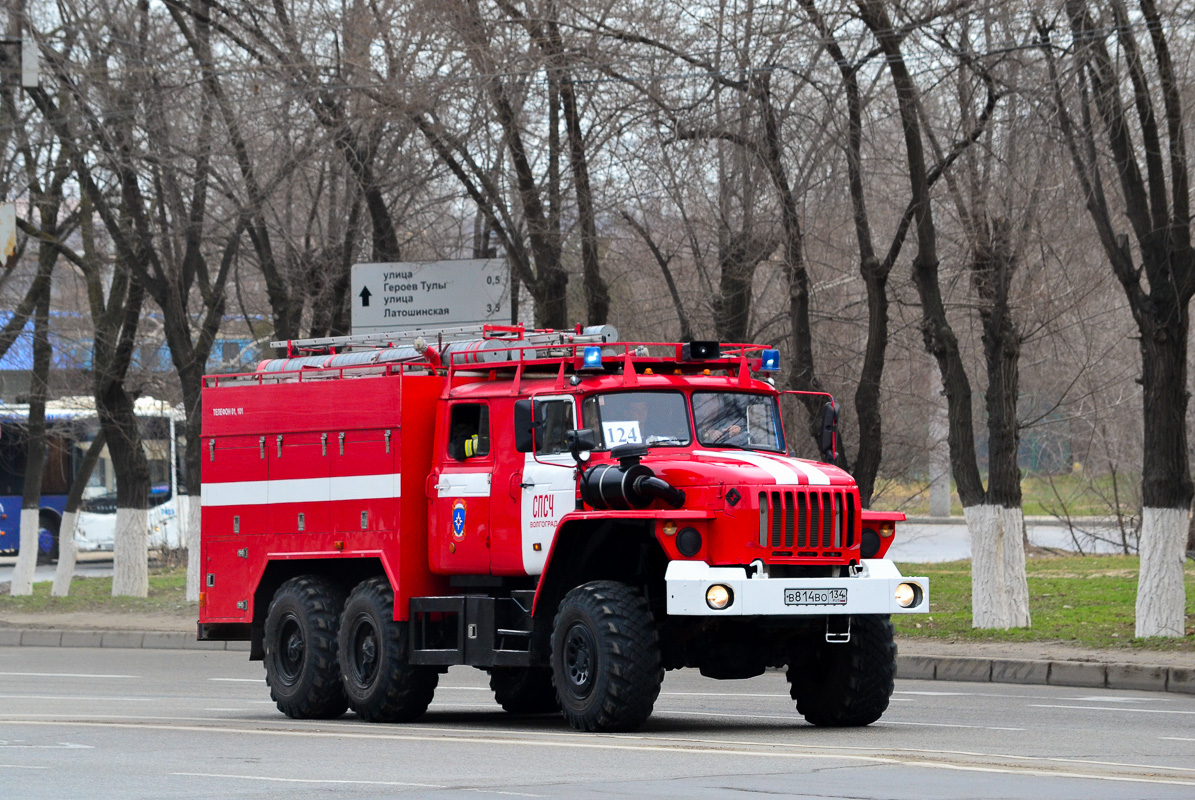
[583,346,603,368]
[760,349,781,371]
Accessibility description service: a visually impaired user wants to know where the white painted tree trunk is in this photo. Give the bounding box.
[112,507,149,597]
[182,495,201,602]
[51,511,79,597]
[1136,506,1188,638]
[964,504,1031,629]
[8,514,40,596]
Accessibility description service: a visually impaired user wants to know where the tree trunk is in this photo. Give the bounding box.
[184,494,202,602]
[52,430,105,597]
[10,270,52,596]
[853,257,889,506]
[973,221,1031,626]
[112,507,149,597]
[1135,316,1193,636]
[50,510,78,597]
[965,504,1031,628]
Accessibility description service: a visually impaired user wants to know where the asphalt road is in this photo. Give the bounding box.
[0,647,1191,799]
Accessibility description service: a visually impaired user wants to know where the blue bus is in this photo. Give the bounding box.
[0,397,184,562]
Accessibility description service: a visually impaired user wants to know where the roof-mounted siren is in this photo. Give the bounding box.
[759,348,781,372]
[680,341,720,361]
[581,346,603,370]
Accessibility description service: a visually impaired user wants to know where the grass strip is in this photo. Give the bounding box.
[894,555,1195,651]
[0,566,194,616]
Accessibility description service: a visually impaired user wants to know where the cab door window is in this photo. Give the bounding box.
[534,399,575,455]
[448,404,490,460]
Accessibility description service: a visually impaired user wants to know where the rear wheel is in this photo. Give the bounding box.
[338,577,438,722]
[489,667,557,715]
[786,615,896,727]
[550,580,662,732]
[263,576,347,719]
[36,512,60,565]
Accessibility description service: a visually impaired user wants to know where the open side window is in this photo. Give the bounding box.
[447,403,490,460]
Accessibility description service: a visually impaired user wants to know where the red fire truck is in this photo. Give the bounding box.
[198,325,927,732]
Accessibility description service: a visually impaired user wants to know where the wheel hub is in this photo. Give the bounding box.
[349,614,380,689]
[564,623,597,698]
[276,615,305,684]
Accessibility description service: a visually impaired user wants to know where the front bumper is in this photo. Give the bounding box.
[665,559,928,616]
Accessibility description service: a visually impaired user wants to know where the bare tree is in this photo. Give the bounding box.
[855,0,1031,627]
[1042,0,1194,636]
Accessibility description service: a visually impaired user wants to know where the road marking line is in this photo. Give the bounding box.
[0,672,138,679]
[875,721,1025,731]
[654,708,1025,731]
[1161,737,1195,742]
[172,772,444,788]
[0,695,156,702]
[913,760,1195,787]
[0,765,49,770]
[7,720,892,764]
[0,742,93,749]
[660,691,788,698]
[1029,704,1195,715]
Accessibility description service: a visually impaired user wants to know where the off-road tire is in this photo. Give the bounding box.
[787,614,896,727]
[489,667,558,715]
[550,580,662,732]
[338,577,438,723]
[263,575,348,719]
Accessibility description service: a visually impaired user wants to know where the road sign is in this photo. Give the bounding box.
[351,259,509,334]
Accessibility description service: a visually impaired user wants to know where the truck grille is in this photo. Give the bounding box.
[758,489,857,555]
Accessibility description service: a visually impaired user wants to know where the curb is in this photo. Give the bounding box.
[895,653,1194,695]
[1,628,1189,696]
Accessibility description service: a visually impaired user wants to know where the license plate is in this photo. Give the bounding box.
[784,587,848,606]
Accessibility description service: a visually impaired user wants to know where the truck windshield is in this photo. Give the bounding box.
[581,392,691,449]
[692,392,785,452]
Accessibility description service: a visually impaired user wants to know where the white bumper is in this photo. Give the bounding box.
[665,559,929,616]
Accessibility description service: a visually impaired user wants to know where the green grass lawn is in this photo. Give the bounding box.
[0,566,194,616]
[894,555,1195,651]
[872,472,1140,518]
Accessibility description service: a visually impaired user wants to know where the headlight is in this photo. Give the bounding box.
[706,584,733,610]
[895,582,921,608]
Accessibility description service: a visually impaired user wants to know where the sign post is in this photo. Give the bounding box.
[350,259,509,334]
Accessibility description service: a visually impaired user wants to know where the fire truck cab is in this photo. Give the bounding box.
[198,325,927,732]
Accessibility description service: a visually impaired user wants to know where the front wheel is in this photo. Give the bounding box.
[338,577,438,722]
[550,581,662,732]
[786,614,896,727]
[263,576,348,719]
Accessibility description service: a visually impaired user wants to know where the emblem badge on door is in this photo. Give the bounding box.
[451,499,467,540]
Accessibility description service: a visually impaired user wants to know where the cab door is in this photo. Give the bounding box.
[429,402,492,574]
[517,396,577,575]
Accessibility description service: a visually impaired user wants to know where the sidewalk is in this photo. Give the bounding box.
[1,617,1191,696]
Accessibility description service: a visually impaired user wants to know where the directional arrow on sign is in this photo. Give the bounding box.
[359,286,372,307]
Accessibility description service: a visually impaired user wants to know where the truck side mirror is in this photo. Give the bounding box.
[514,399,538,453]
[819,401,839,463]
[566,428,597,463]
